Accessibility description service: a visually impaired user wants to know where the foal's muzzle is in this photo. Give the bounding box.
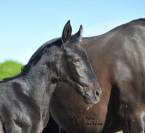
[84,82,102,104]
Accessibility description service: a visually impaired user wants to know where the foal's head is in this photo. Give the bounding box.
[27,21,101,104]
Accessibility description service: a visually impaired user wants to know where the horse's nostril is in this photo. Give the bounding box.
[96,90,100,96]
[96,88,101,96]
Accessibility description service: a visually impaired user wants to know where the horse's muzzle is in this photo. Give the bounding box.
[84,82,102,104]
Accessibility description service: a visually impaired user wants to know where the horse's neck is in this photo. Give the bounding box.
[24,64,56,108]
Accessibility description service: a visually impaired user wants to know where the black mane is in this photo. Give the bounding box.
[22,38,62,73]
[109,18,145,33]
[0,38,62,82]
[130,18,145,23]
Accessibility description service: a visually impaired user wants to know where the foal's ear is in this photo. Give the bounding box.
[72,25,83,42]
[62,20,72,43]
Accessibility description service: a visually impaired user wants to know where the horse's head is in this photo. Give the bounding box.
[39,21,101,104]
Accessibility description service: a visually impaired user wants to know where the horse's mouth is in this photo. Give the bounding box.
[84,95,100,104]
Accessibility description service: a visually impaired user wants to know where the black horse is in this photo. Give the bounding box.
[0,21,101,133]
[44,19,145,133]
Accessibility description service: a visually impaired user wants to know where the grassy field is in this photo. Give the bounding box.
[0,60,22,80]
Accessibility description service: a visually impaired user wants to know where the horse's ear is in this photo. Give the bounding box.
[72,25,83,42]
[62,20,72,43]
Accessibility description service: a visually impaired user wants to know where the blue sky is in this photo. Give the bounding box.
[0,0,145,64]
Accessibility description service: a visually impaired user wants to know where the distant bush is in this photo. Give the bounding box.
[0,60,22,80]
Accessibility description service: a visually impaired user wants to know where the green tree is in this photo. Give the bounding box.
[0,60,22,80]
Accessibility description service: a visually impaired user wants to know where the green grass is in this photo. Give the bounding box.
[0,60,22,80]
